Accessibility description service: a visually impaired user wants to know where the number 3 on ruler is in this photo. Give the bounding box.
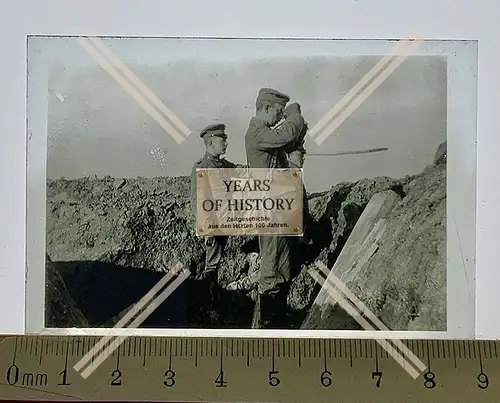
[164,369,176,387]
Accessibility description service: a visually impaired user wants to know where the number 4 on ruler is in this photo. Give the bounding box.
[215,370,227,388]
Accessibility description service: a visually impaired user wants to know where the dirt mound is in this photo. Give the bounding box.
[300,164,446,331]
[45,254,89,328]
[46,155,446,330]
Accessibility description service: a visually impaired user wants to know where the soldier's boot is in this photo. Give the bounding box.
[258,291,288,329]
[257,293,272,329]
[272,292,289,329]
[205,270,222,326]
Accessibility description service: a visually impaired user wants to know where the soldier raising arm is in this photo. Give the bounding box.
[245,88,307,169]
[243,87,307,329]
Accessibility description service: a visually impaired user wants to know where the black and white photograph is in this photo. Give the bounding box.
[25,36,477,336]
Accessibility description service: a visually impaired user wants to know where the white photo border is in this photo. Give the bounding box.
[25,36,477,340]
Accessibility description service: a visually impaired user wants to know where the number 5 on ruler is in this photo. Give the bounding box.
[269,370,280,387]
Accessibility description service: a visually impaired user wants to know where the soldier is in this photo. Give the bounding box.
[244,87,307,328]
[190,123,239,325]
[288,140,312,240]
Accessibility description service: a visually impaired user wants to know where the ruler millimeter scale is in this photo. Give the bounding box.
[0,336,499,402]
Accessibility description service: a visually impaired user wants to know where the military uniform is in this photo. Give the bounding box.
[190,152,237,219]
[190,123,241,325]
[191,153,237,275]
[244,88,307,328]
[191,124,238,276]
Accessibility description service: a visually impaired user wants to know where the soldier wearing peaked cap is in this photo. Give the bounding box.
[246,88,308,168]
[244,87,308,329]
[191,123,244,212]
[190,123,243,326]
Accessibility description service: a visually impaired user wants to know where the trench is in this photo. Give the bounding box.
[46,191,360,330]
[46,178,411,330]
[50,260,256,329]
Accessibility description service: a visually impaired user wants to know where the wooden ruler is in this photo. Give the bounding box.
[0,336,499,402]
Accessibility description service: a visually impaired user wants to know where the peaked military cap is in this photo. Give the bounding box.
[256,87,290,106]
[200,123,227,139]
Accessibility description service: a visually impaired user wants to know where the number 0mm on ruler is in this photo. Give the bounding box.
[1,337,500,401]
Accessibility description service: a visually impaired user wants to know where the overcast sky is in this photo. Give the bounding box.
[39,37,447,193]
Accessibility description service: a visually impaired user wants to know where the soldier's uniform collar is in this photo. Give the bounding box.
[206,152,228,166]
[206,152,221,161]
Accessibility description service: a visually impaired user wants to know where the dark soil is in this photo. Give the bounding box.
[45,145,447,331]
